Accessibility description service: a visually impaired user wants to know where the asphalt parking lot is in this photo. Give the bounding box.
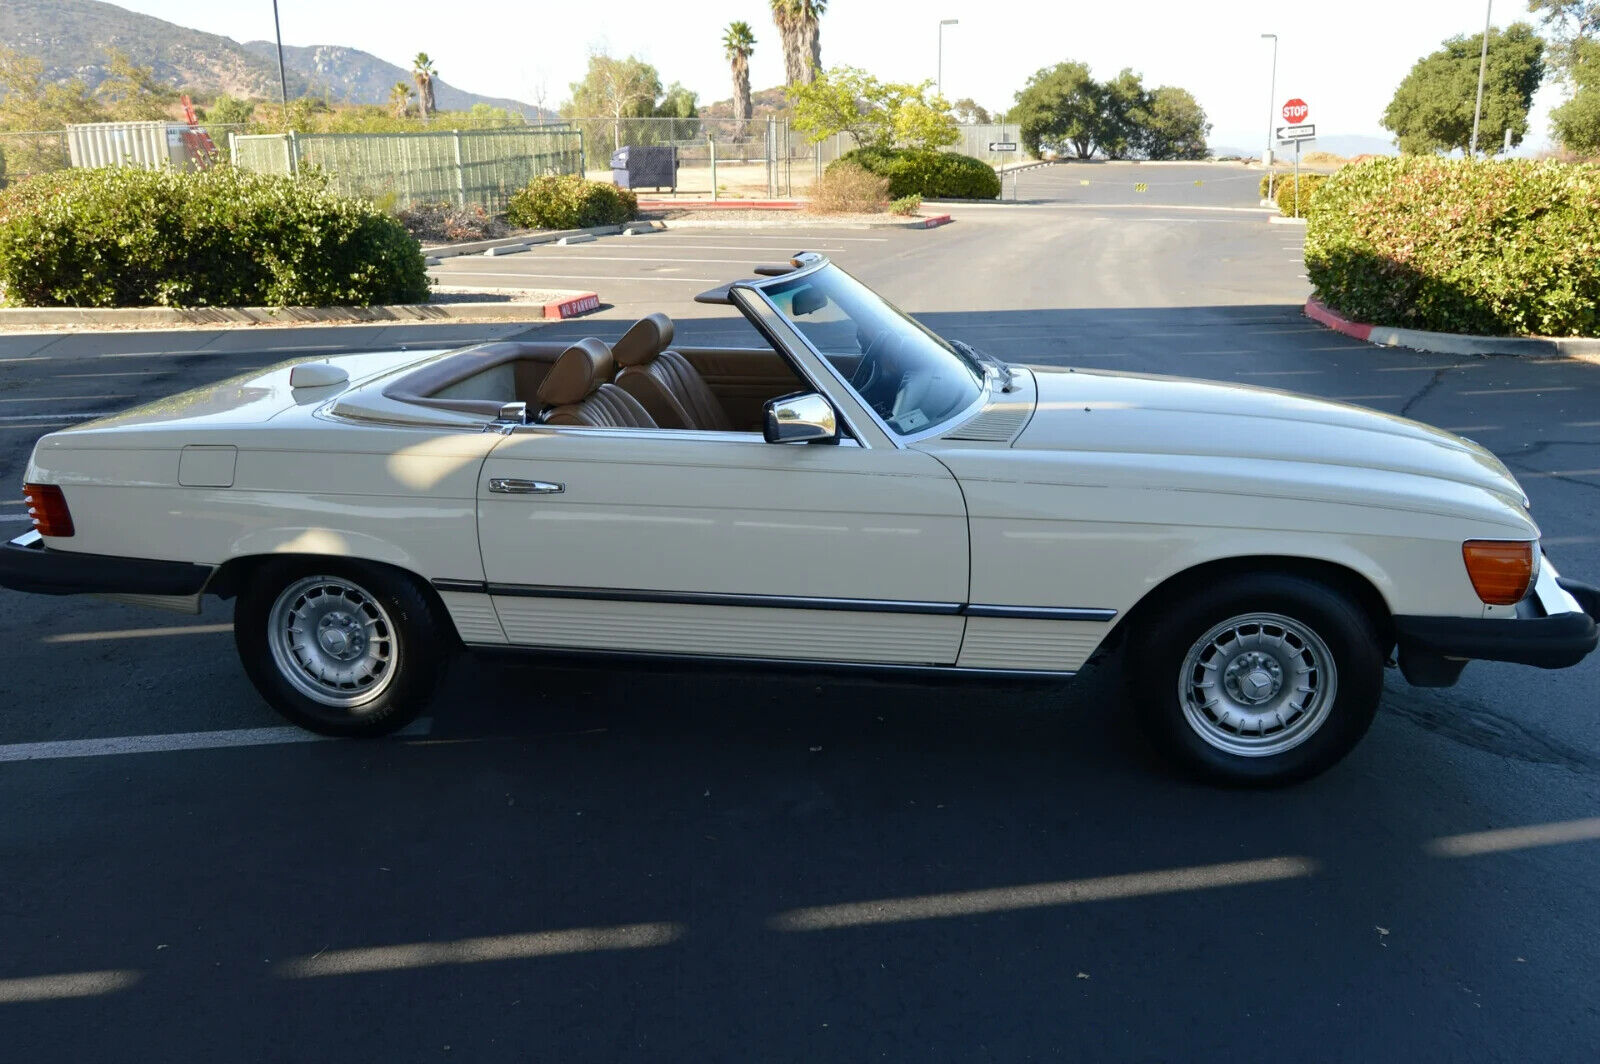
[2,162,1598,1061]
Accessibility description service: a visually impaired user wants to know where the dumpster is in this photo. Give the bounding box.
[610,145,678,191]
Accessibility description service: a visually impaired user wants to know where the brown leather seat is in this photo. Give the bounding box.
[537,338,657,428]
[613,313,733,432]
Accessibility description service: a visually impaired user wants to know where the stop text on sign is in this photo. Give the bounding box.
[1282,98,1310,124]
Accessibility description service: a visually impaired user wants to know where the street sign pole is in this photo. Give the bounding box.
[988,136,1020,201]
[1294,138,1301,218]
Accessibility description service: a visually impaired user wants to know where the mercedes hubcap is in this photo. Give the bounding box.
[1178,612,1338,758]
[266,576,398,710]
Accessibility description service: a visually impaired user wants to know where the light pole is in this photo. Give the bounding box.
[271,0,290,117]
[1261,33,1278,167]
[1470,0,1493,157]
[937,19,959,98]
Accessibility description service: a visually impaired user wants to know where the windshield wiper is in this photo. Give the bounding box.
[951,339,1016,393]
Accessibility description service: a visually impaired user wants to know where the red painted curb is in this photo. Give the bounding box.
[919,214,953,229]
[543,292,601,319]
[1304,296,1372,342]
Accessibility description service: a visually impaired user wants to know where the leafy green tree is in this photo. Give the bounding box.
[1382,23,1545,155]
[1010,61,1100,157]
[1138,86,1211,160]
[655,82,699,119]
[723,21,757,124]
[1528,1,1600,77]
[1551,38,1600,152]
[564,54,664,149]
[1095,68,1147,159]
[200,94,256,128]
[0,48,106,182]
[770,1,827,87]
[951,98,991,124]
[789,66,956,151]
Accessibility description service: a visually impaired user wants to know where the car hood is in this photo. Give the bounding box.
[1009,365,1526,504]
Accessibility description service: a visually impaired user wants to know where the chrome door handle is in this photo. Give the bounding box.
[488,477,564,495]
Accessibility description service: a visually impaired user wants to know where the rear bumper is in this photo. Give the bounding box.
[1395,562,1600,685]
[0,530,214,597]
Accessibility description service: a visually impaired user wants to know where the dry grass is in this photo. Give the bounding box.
[1300,151,1349,167]
[807,162,890,214]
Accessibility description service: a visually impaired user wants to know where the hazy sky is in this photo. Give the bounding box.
[116,0,1567,152]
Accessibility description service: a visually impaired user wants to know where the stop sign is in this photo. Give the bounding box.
[1282,98,1310,124]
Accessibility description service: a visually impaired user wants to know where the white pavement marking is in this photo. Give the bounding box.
[655,233,889,241]
[0,412,112,422]
[51,371,168,379]
[0,969,141,1004]
[43,623,234,643]
[0,719,432,764]
[769,856,1319,931]
[0,515,33,523]
[1458,386,1579,396]
[429,272,723,285]
[1428,817,1600,857]
[277,921,684,977]
[446,254,759,265]
[0,394,132,404]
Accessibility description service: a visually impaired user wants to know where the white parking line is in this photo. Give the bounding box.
[0,969,141,1004]
[1458,386,1579,396]
[43,623,234,643]
[0,412,112,422]
[0,719,432,764]
[1428,817,1600,857]
[277,921,683,978]
[0,515,33,524]
[652,233,889,241]
[430,272,722,284]
[0,395,132,404]
[444,254,759,265]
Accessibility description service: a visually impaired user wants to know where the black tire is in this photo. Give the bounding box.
[1126,572,1385,787]
[234,558,451,737]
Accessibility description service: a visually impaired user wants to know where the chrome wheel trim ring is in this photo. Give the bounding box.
[1178,611,1338,758]
[266,575,398,710]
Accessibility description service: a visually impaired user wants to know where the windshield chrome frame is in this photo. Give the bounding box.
[734,257,992,446]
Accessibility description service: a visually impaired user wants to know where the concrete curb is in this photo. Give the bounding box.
[0,290,602,327]
[1269,215,1307,226]
[878,213,953,230]
[1304,297,1600,358]
[997,160,1053,174]
[638,200,805,211]
[420,224,634,260]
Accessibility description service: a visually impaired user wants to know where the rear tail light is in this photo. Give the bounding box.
[1462,540,1535,605]
[22,483,74,538]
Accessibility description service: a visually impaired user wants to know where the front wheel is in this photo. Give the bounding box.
[234,560,450,736]
[1127,573,1385,786]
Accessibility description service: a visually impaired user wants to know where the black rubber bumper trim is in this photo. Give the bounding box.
[1395,597,1599,671]
[0,536,214,597]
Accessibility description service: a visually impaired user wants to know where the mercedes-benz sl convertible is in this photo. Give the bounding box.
[4,253,1596,784]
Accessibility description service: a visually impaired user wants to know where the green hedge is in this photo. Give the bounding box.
[831,148,1001,200]
[1274,172,1329,216]
[505,175,637,230]
[0,167,428,308]
[1306,157,1600,337]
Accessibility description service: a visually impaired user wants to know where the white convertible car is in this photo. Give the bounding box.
[4,253,1596,784]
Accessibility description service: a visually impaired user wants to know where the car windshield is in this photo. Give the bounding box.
[761,264,985,437]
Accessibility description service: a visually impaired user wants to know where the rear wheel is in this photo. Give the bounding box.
[234,559,449,736]
[1127,573,1385,786]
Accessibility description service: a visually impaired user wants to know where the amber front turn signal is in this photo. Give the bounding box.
[22,483,74,538]
[1462,540,1536,605]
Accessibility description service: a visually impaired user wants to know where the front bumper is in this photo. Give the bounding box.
[1395,557,1600,685]
[0,530,214,597]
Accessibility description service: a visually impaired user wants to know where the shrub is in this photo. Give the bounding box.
[505,175,637,229]
[0,166,428,308]
[1274,172,1329,216]
[397,201,504,244]
[809,161,889,214]
[1305,157,1600,337]
[888,193,922,216]
[832,147,1001,200]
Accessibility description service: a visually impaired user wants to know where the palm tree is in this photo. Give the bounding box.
[411,52,436,123]
[723,22,757,126]
[389,81,414,119]
[769,0,826,87]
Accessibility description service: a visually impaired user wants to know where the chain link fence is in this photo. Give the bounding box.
[229,126,583,212]
[0,130,68,186]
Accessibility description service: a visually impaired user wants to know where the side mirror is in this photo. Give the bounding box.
[763,392,837,444]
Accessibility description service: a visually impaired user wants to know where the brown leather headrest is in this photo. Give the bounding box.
[612,313,675,367]
[537,338,613,406]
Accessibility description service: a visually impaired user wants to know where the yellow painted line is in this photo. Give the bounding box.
[1428,817,1600,858]
[277,921,684,977]
[0,969,140,1004]
[43,623,233,644]
[769,856,1318,931]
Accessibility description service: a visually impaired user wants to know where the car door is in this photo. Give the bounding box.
[474,424,969,665]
